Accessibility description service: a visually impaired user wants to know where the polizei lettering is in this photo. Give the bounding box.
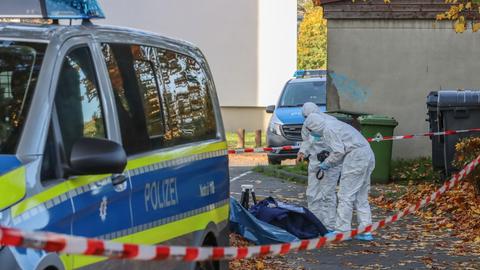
[144,178,178,212]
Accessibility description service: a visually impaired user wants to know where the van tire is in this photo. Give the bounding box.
[195,233,219,270]
[268,157,281,165]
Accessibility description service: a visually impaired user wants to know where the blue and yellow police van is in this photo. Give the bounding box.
[265,70,327,164]
[0,1,229,269]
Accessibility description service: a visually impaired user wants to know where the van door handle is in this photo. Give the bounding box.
[111,174,127,186]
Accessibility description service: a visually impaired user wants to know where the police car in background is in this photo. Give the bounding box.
[0,1,229,270]
[266,70,327,164]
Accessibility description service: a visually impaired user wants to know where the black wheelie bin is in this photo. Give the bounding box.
[426,90,480,176]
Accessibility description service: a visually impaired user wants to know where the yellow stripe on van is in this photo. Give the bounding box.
[11,174,107,218]
[126,141,227,170]
[11,141,227,218]
[64,203,229,269]
[0,167,26,210]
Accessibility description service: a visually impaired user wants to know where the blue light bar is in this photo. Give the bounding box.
[45,0,104,19]
[293,70,305,78]
[0,0,104,19]
[294,70,327,78]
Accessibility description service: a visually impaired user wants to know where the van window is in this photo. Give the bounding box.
[133,59,165,138]
[0,41,46,154]
[101,43,216,155]
[157,49,217,146]
[41,123,58,181]
[279,80,326,107]
[101,43,164,155]
[55,46,106,158]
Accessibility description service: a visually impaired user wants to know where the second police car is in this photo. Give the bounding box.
[266,70,327,164]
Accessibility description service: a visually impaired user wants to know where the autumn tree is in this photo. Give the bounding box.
[436,0,480,33]
[297,1,327,70]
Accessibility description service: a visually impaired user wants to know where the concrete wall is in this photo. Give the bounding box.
[327,20,480,159]
[98,0,297,132]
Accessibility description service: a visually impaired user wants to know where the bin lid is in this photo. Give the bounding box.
[327,110,369,118]
[327,112,353,121]
[358,115,398,127]
[427,90,480,108]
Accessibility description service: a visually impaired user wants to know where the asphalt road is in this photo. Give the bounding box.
[229,166,480,270]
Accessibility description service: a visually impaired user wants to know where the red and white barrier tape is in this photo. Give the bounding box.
[366,128,480,143]
[227,128,480,154]
[227,145,299,154]
[1,155,479,262]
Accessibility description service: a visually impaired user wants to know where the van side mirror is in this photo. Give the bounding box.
[69,137,127,176]
[266,105,275,114]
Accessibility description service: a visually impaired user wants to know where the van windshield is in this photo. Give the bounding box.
[0,41,46,154]
[279,81,326,107]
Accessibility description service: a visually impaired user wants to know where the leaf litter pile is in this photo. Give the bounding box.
[229,234,305,270]
[376,138,480,243]
[372,181,480,240]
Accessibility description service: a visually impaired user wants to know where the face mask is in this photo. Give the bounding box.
[309,133,322,143]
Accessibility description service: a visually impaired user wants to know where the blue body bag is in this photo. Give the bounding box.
[249,197,328,239]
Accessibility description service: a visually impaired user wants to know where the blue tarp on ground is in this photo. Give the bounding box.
[229,197,299,245]
[249,197,328,239]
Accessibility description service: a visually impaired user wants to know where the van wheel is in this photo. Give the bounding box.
[195,260,217,270]
[268,157,281,165]
[195,233,219,270]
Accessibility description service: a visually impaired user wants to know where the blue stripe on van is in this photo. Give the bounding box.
[0,155,21,176]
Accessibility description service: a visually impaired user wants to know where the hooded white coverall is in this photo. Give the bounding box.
[299,103,341,231]
[303,110,375,233]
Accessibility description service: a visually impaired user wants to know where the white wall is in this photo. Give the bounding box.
[327,20,480,159]
[257,0,297,107]
[98,0,260,107]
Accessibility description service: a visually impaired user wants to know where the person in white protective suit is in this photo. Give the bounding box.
[296,103,341,232]
[302,106,375,241]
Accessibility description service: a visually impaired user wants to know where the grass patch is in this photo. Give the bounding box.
[226,132,267,149]
[390,157,437,185]
[256,157,438,185]
[280,162,308,176]
[253,163,308,185]
[253,155,438,187]
[253,163,308,176]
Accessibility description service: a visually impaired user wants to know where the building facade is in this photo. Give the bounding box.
[319,0,480,158]
[98,0,297,132]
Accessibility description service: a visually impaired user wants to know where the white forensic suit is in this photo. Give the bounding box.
[303,110,375,234]
[298,103,341,231]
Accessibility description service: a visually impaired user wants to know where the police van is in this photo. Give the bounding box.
[0,1,229,270]
[266,70,327,164]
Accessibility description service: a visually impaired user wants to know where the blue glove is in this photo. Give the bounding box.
[319,162,330,171]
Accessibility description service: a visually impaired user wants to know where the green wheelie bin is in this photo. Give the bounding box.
[358,115,398,184]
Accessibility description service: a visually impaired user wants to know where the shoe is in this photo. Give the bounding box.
[325,231,351,241]
[354,233,374,241]
[325,231,337,238]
